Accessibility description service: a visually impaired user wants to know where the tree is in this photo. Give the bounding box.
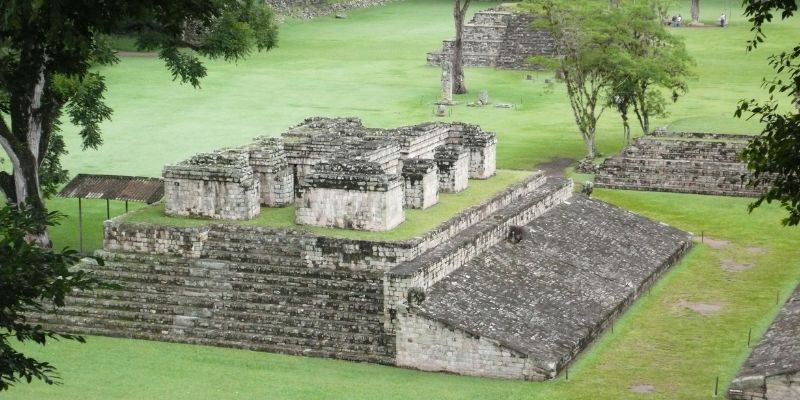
[0,0,279,245]
[527,0,628,159]
[735,0,800,225]
[453,0,472,94]
[691,0,701,25]
[0,204,105,391]
[608,2,692,137]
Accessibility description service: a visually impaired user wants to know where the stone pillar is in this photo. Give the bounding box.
[402,159,439,209]
[440,57,454,105]
[163,150,261,220]
[460,126,497,179]
[247,137,294,207]
[434,145,470,193]
[295,160,405,231]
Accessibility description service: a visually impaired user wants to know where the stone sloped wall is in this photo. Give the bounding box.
[596,136,763,197]
[384,177,573,334]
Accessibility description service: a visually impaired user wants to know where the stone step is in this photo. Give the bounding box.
[36,317,392,361]
[66,292,384,324]
[57,300,385,334]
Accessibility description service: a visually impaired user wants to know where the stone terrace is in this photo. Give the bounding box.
[728,284,800,399]
[427,8,556,69]
[396,195,692,380]
[595,133,763,197]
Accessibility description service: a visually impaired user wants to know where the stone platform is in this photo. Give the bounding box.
[596,133,763,197]
[427,8,556,69]
[395,195,692,380]
[729,284,800,399]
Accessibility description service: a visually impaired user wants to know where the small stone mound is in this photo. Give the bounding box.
[721,259,753,273]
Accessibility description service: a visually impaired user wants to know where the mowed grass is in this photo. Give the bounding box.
[121,169,532,241]
[5,0,800,399]
[8,191,800,400]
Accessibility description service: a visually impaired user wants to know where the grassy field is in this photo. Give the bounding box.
[4,0,800,398]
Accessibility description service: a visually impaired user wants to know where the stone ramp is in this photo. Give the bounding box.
[595,134,762,197]
[396,195,692,380]
[728,284,800,399]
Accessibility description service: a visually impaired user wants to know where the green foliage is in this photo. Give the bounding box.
[0,0,279,214]
[0,204,103,391]
[736,0,800,225]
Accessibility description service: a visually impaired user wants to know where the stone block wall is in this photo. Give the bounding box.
[247,137,294,207]
[435,145,470,193]
[427,9,556,69]
[295,160,405,231]
[395,311,545,380]
[402,159,439,209]
[103,223,209,258]
[596,135,764,197]
[458,125,498,179]
[265,0,394,19]
[163,150,261,220]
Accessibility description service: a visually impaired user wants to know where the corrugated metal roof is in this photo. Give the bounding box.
[58,174,164,203]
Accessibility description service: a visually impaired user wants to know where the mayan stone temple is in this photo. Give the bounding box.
[36,117,693,381]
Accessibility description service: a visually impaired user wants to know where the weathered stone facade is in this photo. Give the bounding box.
[729,284,800,399]
[434,145,469,193]
[296,160,405,231]
[163,151,261,220]
[247,137,295,207]
[402,159,439,209]
[427,8,556,70]
[595,133,765,197]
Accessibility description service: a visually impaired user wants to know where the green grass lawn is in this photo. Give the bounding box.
[8,191,800,400]
[120,169,532,241]
[4,0,800,398]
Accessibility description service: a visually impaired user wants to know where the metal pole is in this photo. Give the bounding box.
[106,199,110,220]
[125,200,129,213]
[78,197,84,253]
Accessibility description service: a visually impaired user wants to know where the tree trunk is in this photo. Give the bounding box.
[583,133,597,159]
[452,0,470,95]
[691,0,700,24]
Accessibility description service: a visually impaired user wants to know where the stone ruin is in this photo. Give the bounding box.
[163,117,497,231]
[595,131,766,197]
[427,7,556,70]
[729,283,800,399]
[32,115,694,380]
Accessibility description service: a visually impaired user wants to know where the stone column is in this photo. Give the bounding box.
[440,57,454,105]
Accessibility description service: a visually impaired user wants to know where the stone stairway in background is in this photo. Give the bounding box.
[595,134,763,197]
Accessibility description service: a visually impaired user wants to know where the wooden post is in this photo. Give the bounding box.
[106,199,110,220]
[125,200,129,213]
[78,197,84,253]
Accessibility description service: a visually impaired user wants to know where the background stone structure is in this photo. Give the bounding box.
[427,8,556,69]
[595,133,764,197]
[728,284,800,400]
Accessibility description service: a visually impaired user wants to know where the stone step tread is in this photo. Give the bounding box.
[57,302,385,333]
[66,294,384,323]
[96,263,379,286]
[37,320,392,358]
[594,182,760,196]
[38,314,391,349]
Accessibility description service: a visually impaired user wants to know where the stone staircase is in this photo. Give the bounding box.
[596,136,762,197]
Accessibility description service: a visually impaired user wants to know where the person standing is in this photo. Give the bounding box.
[720,13,727,27]
[676,14,683,27]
